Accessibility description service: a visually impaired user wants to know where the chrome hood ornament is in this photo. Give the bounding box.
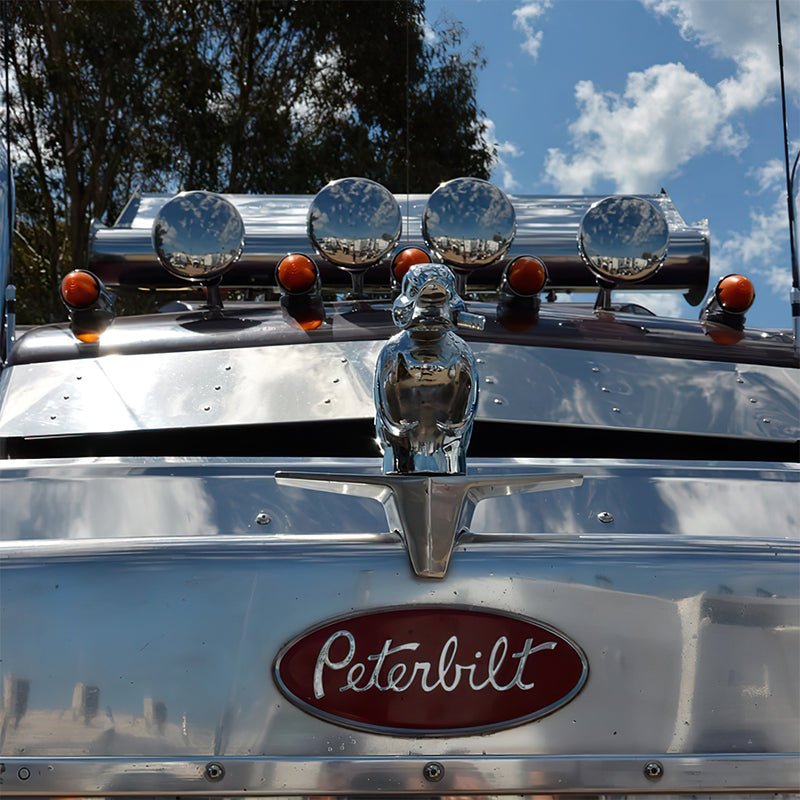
[376,264,484,475]
[277,262,583,579]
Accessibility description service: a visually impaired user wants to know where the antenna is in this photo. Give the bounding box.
[775,0,799,347]
[2,0,16,365]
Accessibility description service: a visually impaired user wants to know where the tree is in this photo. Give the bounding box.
[7,0,495,323]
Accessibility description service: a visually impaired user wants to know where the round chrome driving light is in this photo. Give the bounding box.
[152,191,245,282]
[578,196,668,285]
[422,177,516,270]
[308,177,402,268]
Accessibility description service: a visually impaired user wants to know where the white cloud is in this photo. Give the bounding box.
[712,157,797,303]
[512,1,553,62]
[485,118,524,192]
[545,63,747,193]
[545,0,799,193]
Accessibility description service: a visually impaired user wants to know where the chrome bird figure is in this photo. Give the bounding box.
[375,264,484,474]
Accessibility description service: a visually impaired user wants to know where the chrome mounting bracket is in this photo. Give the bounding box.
[274,471,583,579]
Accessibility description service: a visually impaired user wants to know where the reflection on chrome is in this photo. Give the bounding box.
[423,177,516,270]
[376,264,481,474]
[152,191,245,281]
[308,177,402,268]
[579,195,668,284]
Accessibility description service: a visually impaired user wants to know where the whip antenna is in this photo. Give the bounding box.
[2,0,16,364]
[775,0,799,345]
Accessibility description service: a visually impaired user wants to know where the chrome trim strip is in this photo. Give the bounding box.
[1,754,797,795]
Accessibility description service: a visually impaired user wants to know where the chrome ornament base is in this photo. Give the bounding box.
[275,471,583,577]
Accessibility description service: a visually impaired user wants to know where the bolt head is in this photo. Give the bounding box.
[644,760,663,780]
[597,511,614,524]
[256,512,271,525]
[423,761,445,782]
[204,762,225,781]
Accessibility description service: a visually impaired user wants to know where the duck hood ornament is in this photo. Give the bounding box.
[276,264,582,579]
[376,264,484,475]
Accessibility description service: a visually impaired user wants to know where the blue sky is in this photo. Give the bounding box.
[426,0,800,330]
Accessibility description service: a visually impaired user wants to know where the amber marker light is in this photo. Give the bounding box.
[277,254,318,294]
[61,270,101,309]
[716,274,755,313]
[504,256,547,296]
[392,247,431,283]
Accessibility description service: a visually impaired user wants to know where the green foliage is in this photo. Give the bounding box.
[7,0,494,323]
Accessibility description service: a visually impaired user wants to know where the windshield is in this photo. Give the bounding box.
[5,0,799,331]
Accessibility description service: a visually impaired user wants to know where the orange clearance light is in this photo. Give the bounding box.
[61,270,101,309]
[505,256,547,296]
[392,248,431,282]
[277,254,318,294]
[717,274,755,313]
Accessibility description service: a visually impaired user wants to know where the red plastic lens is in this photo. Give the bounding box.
[392,248,431,282]
[506,257,547,295]
[717,274,755,313]
[277,254,318,293]
[61,271,100,309]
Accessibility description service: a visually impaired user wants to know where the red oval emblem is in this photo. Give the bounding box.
[274,606,588,735]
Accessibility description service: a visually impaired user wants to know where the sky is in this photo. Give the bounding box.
[426,0,800,330]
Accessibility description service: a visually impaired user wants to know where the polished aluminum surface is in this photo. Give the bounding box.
[376,264,483,474]
[91,193,708,300]
[152,191,245,282]
[1,754,797,795]
[579,196,669,284]
[0,338,796,441]
[423,177,516,270]
[1,456,797,789]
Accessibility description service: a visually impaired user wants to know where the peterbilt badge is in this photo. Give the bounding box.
[274,606,589,736]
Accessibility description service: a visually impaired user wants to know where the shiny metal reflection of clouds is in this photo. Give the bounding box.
[423,177,516,269]
[152,191,245,281]
[579,196,669,283]
[308,177,402,267]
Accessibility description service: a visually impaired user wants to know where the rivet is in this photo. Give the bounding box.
[341,358,348,363]
[203,406,210,411]
[256,512,271,525]
[749,398,757,403]
[493,398,503,405]
[611,407,620,413]
[214,385,221,391]
[204,762,224,781]
[762,418,771,424]
[76,376,82,380]
[644,760,663,780]
[323,398,331,404]
[591,367,600,372]
[601,386,610,392]
[50,415,56,420]
[476,358,484,364]
[224,365,231,371]
[484,376,496,384]
[736,377,744,384]
[18,767,31,780]
[63,395,69,400]
[423,761,444,782]
[332,378,340,383]
[597,511,614,523]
